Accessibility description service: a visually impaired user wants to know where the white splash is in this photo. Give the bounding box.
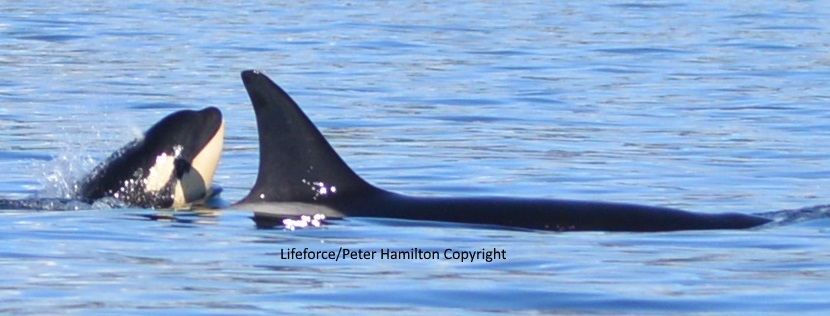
[28,113,140,207]
[35,153,98,199]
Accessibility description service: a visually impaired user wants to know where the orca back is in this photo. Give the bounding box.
[236,70,772,233]
[239,70,378,204]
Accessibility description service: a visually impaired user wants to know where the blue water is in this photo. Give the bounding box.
[2,1,830,314]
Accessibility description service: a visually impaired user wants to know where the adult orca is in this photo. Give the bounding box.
[78,107,225,209]
[234,70,772,232]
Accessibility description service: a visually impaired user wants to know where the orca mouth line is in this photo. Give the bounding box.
[233,70,775,232]
[75,106,226,209]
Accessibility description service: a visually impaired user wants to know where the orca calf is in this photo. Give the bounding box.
[79,107,225,208]
[1,107,225,210]
[234,70,772,232]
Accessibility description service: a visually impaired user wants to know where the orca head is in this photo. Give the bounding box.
[79,107,225,209]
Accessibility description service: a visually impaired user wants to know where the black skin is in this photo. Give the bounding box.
[78,107,222,208]
[236,70,772,232]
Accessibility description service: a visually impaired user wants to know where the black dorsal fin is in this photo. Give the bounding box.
[239,70,378,203]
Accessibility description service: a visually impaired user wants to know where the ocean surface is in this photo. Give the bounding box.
[2,1,830,314]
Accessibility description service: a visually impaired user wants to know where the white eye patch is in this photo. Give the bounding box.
[144,145,183,193]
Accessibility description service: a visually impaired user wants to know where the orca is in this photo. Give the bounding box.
[77,106,225,209]
[235,70,772,232]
